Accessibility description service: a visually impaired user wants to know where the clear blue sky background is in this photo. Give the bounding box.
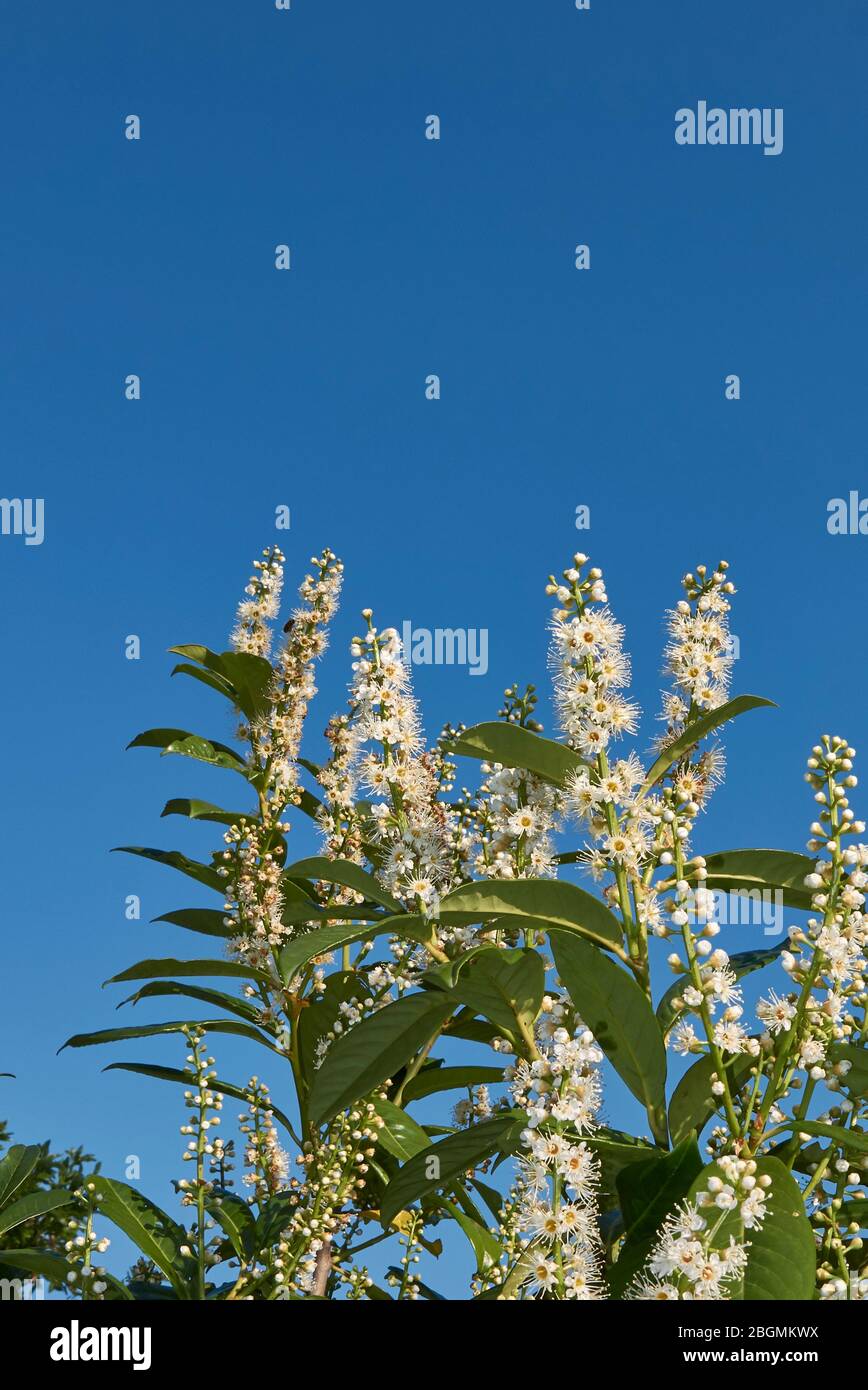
[1,1,867,1296]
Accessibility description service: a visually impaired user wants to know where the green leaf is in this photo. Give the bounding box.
[168,646,274,722]
[379,1114,523,1227]
[0,1249,77,1288]
[309,993,456,1127]
[161,799,248,827]
[742,1159,815,1300]
[439,879,621,948]
[113,847,224,893]
[60,1018,277,1052]
[443,721,585,788]
[0,1189,74,1238]
[371,1098,432,1163]
[699,848,817,912]
[440,1199,502,1274]
[0,1145,42,1207]
[277,923,377,982]
[285,857,402,914]
[668,1051,755,1147]
[656,943,786,1040]
[170,662,235,702]
[640,696,776,796]
[402,1065,505,1104]
[584,1130,657,1208]
[117,980,264,1025]
[127,727,248,775]
[94,1178,189,1298]
[444,948,545,1049]
[550,931,668,1143]
[154,908,232,939]
[101,1063,296,1136]
[609,1137,703,1296]
[777,1120,868,1154]
[278,914,437,984]
[205,1191,256,1260]
[683,1157,815,1301]
[105,957,268,987]
[297,970,366,1083]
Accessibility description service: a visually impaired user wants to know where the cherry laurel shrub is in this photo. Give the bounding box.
[7,547,867,1300]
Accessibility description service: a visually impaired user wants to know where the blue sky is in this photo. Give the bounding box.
[1,1,867,1295]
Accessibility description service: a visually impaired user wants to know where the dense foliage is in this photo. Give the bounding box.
[4,546,867,1300]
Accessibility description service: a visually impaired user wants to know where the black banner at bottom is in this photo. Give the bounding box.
[3,1295,853,1376]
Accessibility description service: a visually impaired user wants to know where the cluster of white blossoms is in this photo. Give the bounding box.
[548,555,640,761]
[502,1000,606,1299]
[470,763,560,880]
[661,562,736,724]
[630,1156,770,1300]
[239,1079,289,1204]
[276,1101,385,1298]
[348,619,454,914]
[664,879,754,1059]
[219,550,345,967]
[247,549,344,808]
[230,546,285,658]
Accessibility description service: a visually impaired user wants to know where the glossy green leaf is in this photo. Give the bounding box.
[94,1178,189,1298]
[640,696,776,796]
[439,879,621,948]
[0,1189,74,1238]
[113,847,224,893]
[742,1159,815,1300]
[402,1065,505,1104]
[0,1145,42,1207]
[309,993,457,1127]
[609,1137,703,1296]
[380,1113,524,1226]
[699,848,816,912]
[278,914,437,984]
[441,1199,502,1274]
[683,1157,815,1301]
[117,980,264,1025]
[285,857,401,914]
[127,727,248,775]
[168,646,274,722]
[205,1191,256,1260]
[444,948,545,1049]
[550,930,667,1142]
[105,957,267,987]
[61,1018,277,1052]
[777,1120,868,1154]
[829,1041,868,1097]
[443,721,585,788]
[371,1098,432,1163]
[154,908,232,939]
[101,1063,296,1135]
[161,799,248,827]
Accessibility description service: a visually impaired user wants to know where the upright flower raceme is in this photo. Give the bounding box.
[629,1156,770,1300]
[498,1001,606,1300]
[230,547,285,658]
[221,548,343,969]
[347,617,454,916]
[244,548,344,811]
